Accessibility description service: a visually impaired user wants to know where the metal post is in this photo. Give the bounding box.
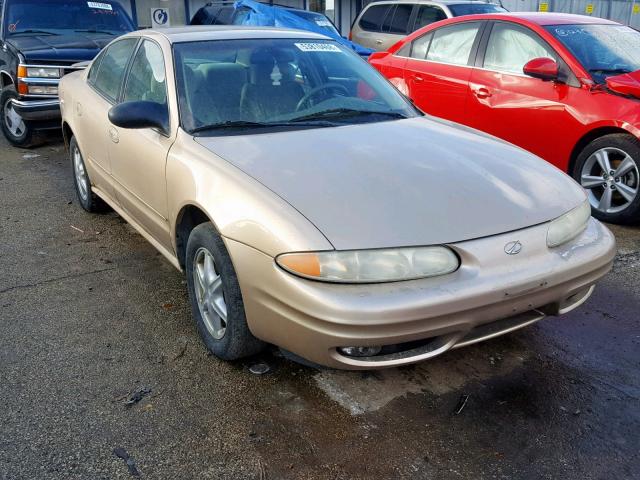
[130,0,138,27]
[184,0,191,24]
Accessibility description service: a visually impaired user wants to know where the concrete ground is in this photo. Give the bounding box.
[1,133,639,480]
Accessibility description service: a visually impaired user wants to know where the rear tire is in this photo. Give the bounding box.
[185,222,265,361]
[573,133,640,225]
[1,85,37,147]
[70,136,108,213]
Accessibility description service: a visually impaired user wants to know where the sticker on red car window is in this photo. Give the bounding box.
[87,1,113,10]
[294,43,341,53]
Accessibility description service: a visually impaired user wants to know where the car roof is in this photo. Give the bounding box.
[136,26,330,43]
[363,0,504,5]
[199,2,326,16]
[454,11,619,25]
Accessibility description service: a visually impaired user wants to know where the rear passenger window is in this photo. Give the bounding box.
[426,22,479,65]
[411,32,433,59]
[396,42,412,57]
[92,38,137,102]
[386,4,413,34]
[359,5,392,31]
[87,49,105,84]
[413,5,447,31]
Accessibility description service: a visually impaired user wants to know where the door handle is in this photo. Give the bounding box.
[375,39,383,44]
[108,126,119,144]
[474,87,492,99]
[413,74,424,83]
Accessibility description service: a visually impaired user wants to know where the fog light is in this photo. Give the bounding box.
[338,346,382,357]
[28,85,58,95]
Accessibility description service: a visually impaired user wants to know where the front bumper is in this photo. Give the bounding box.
[10,98,60,122]
[226,218,616,369]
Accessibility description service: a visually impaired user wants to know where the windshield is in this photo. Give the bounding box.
[546,24,640,83]
[448,3,507,16]
[4,0,134,36]
[174,38,419,135]
[288,10,340,36]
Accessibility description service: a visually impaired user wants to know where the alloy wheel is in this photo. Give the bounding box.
[193,247,227,340]
[73,145,89,202]
[3,98,26,138]
[580,147,639,214]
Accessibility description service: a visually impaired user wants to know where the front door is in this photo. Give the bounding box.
[108,39,174,250]
[466,22,581,167]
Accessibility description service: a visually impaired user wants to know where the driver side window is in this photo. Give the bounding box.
[484,23,556,74]
[123,40,167,105]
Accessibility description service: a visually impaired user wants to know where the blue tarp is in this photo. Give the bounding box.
[233,0,373,56]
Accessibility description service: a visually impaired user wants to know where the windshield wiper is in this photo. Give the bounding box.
[189,120,331,134]
[589,68,632,75]
[289,108,408,123]
[10,29,59,36]
[75,29,116,35]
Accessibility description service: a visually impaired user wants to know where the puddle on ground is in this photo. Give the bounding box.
[314,343,530,415]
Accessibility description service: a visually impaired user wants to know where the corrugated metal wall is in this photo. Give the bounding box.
[500,0,640,28]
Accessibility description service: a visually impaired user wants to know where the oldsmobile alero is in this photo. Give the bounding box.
[59,26,615,369]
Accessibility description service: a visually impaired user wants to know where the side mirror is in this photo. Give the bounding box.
[606,72,640,100]
[108,101,169,133]
[523,57,559,81]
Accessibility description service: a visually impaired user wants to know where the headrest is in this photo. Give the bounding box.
[249,48,276,65]
[249,47,296,66]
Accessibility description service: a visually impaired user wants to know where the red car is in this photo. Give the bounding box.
[369,13,640,224]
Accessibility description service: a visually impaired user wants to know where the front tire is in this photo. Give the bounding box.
[0,85,36,147]
[186,222,265,361]
[574,133,640,225]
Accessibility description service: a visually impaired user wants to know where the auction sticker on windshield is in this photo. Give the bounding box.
[88,1,113,10]
[295,43,341,52]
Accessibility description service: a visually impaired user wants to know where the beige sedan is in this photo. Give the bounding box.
[59,26,615,369]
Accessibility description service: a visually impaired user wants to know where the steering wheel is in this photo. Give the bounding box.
[296,83,350,112]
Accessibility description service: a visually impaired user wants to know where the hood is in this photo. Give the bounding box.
[196,117,585,250]
[606,69,640,99]
[7,34,114,63]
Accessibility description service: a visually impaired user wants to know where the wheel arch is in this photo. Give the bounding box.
[0,71,13,89]
[62,121,73,150]
[174,204,215,270]
[569,126,637,176]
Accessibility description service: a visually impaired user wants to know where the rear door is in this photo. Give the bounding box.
[352,4,393,50]
[78,37,138,197]
[403,21,483,124]
[410,4,448,33]
[466,21,580,164]
[378,3,415,51]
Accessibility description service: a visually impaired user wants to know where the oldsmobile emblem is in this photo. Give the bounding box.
[504,240,522,255]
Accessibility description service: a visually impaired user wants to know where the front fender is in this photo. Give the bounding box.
[166,129,333,258]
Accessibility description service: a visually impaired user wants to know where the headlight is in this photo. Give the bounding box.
[547,200,591,248]
[25,67,61,78]
[276,246,459,283]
